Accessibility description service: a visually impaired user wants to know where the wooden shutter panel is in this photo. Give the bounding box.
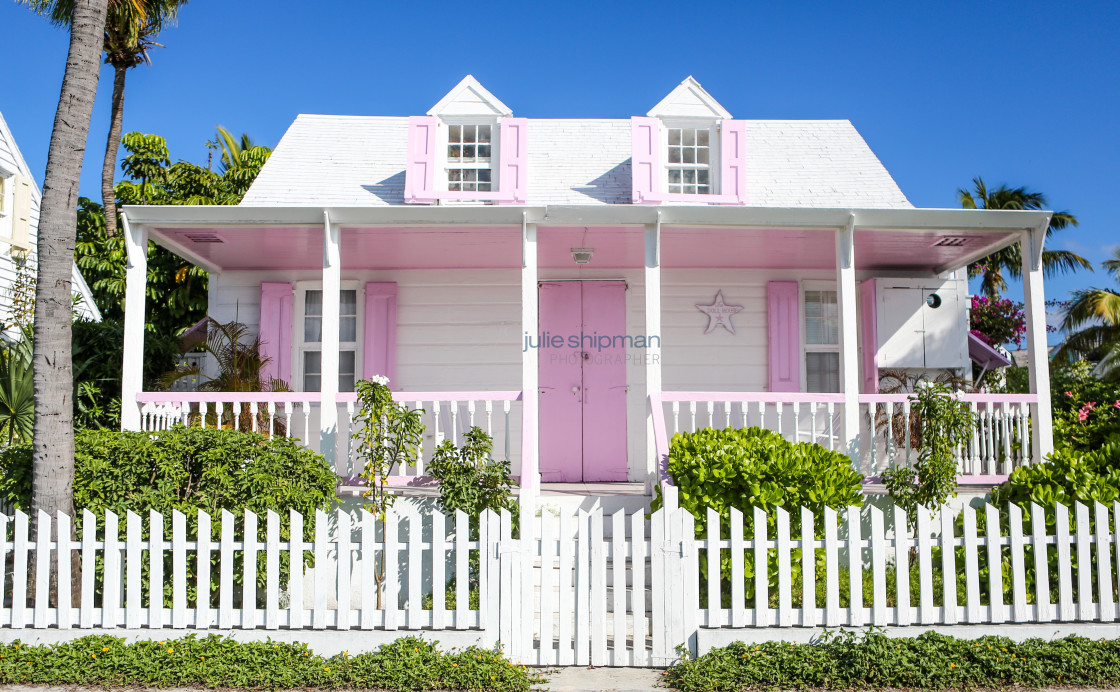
[363,282,398,384]
[258,282,293,387]
[767,281,801,392]
[720,120,747,204]
[11,175,31,249]
[498,117,528,204]
[860,279,879,394]
[631,116,661,204]
[404,116,438,203]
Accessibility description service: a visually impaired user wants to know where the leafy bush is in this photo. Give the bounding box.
[428,426,518,520]
[881,383,974,525]
[990,434,1120,509]
[1051,360,1120,454]
[667,631,1120,691]
[0,635,539,691]
[970,295,1026,347]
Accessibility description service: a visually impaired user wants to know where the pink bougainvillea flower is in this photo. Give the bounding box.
[1079,411,1089,422]
[1086,402,1097,410]
[1066,391,1074,397]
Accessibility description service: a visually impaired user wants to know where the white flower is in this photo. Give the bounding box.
[370,375,390,386]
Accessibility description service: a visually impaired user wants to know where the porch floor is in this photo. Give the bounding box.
[529,482,648,498]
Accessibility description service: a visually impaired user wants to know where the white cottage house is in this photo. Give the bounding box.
[120,77,1053,498]
[0,110,101,332]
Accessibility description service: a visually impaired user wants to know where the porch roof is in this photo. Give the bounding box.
[122,204,1051,274]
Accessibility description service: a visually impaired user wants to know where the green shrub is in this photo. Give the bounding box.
[428,426,518,521]
[668,631,1120,691]
[990,434,1120,509]
[0,634,539,691]
[1051,360,1120,454]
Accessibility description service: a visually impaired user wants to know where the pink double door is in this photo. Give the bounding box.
[538,281,628,483]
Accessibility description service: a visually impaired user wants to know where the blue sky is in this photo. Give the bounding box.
[0,0,1117,314]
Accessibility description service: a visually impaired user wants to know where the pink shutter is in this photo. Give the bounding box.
[720,119,747,204]
[498,117,528,203]
[767,281,801,393]
[404,115,437,203]
[363,282,398,384]
[258,282,293,387]
[860,279,879,394]
[631,116,661,204]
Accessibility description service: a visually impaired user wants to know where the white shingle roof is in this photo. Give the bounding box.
[241,115,912,209]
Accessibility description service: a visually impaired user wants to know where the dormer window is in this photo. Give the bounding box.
[632,77,747,205]
[446,123,493,192]
[666,127,712,194]
[404,76,527,204]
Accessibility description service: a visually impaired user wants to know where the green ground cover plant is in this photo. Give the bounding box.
[667,630,1120,691]
[0,634,538,691]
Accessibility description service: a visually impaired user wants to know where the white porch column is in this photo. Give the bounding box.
[1021,221,1054,461]
[520,217,539,494]
[836,216,860,460]
[120,213,147,431]
[644,218,663,486]
[320,211,341,470]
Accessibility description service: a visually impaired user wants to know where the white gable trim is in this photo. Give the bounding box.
[427,75,513,117]
[647,76,732,119]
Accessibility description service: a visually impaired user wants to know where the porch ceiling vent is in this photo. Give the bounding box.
[184,232,225,244]
[571,247,594,264]
[931,236,970,247]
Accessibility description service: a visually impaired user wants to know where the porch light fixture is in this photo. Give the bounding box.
[571,247,594,264]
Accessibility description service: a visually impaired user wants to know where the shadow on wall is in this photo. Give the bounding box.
[362,171,407,204]
[572,159,632,204]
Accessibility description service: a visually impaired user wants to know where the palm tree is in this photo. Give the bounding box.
[958,177,1092,298]
[22,0,187,236]
[24,0,109,596]
[1055,248,1120,379]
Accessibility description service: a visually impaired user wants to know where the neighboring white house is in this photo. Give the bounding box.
[119,76,1054,495]
[0,109,101,334]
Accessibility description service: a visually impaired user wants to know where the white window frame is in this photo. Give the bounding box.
[660,118,720,196]
[800,281,841,393]
[438,116,501,194]
[292,280,364,393]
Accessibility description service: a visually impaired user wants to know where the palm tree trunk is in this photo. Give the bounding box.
[32,0,110,606]
[101,63,127,237]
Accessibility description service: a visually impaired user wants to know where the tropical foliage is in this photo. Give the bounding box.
[0,326,34,445]
[969,295,1026,347]
[428,426,518,521]
[1055,247,1120,380]
[959,177,1091,298]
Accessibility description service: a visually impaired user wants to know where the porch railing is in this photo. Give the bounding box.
[657,391,1037,485]
[135,391,524,480]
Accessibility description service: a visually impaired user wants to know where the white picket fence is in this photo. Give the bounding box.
[3,500,1120,666]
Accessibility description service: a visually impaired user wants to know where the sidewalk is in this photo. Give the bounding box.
[537,666,667,691]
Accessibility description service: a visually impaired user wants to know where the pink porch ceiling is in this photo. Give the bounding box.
[151,224,1018,272]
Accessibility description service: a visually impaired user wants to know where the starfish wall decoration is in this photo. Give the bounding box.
[695,290,744,335]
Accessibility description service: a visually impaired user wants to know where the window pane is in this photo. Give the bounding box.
[682,129,696,146]
[478,144,491,159]
[339,351,356,392]
[697,148,709,164]
[683,148,695,164]
[303,350,321,392]
[697,129,709,146]
[448,125,461,142]
[463,145,475,159]
[805,290,839,345]
[448,145,461,159]
[305,290,322,315]
[806,352,840,393]
[668,148,681,164]
[340,316,356,342]
[464,126,476,143]
[668,129,681,145]
[478,126,491,143]
[478,169,492,182]
[304,316,322,343]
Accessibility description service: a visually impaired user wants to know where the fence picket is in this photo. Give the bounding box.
[482,509,498,645]
[985,503,1005,623]
[869,506,887,627]
[1075,502,1093,621]
[847,506,863,627]
[314,509,330,630]
[170,510,186,628]
[197,510,212,629]
[776,507,792,627]
[104,510,121,629]
[575,509,590,666]
[962,506,980,624]
[539,509,555,665]
[57,512,71,629]
[125,511,141,629]
[218,510,233,629]
[338,510,352,631]
[558,509,574,666]
[730,507,746,627]
[1095,502,1115,622]
[940,508,958,625]
[893,505,910,626]
[454,510,469,631]
[407,509,421,630]
[591,510,608,667]
[1009,504,1028,622]
[265,510,280,630]
[916,507,934,624]
[824,506,839,627]
[34,510,50,628]
[1056,502,1075,621]
[290,509,305,629]
[360,510,375,630]
[1030,503,1051,622]
[754,506,768,627]
[80,511,94,629]
[432,510,446,631]
[631,510,647,667]
[801,507,816,628]
[243,510,258,629]
[705,508,720,627]
[611,510,627,666]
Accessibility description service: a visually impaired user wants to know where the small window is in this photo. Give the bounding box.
[447,124,493,192]
[298,287,359,393]
[804,289,840,393]
[667,127,711,194]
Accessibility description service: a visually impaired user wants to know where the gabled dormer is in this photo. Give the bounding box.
[404,76,528,204]
[632,76,747,205]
